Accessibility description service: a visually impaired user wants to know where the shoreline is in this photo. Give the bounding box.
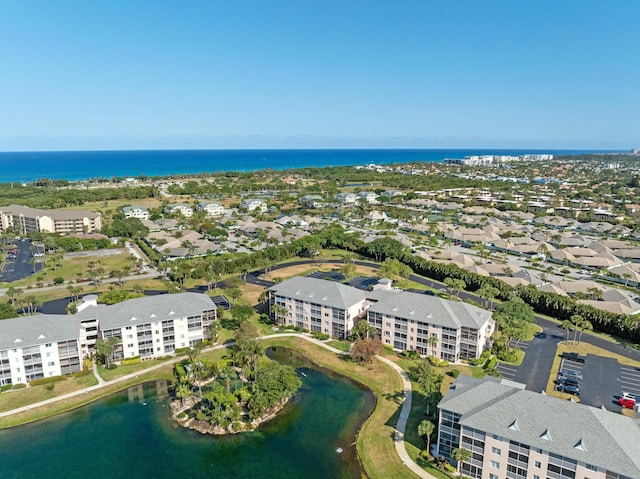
[0,147,595,183]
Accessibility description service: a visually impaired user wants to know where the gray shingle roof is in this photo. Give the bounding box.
[439,378,640,477]
[75,292,216,329]
[269,276,366,310]
[0,314,81,351]
[367,289,492,329]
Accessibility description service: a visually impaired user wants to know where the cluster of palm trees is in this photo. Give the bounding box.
[560,314,593,345]
[4,286,42,316]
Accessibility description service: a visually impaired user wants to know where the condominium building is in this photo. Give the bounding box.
[240,198,268,212]
[0,204,102,235]
[268,276,367,339]
[197,201,225,216]
[0,315,84,386]
[0,293,216,386]
[122,206,150,220]
[437,376,640,479]
[268,277,494,357]
[366,289,494,361]
[164,203,193,217]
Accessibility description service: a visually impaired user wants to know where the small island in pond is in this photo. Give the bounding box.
[170,323,302,435]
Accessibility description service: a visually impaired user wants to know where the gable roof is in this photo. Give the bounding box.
[367,289,492,329]
[439,377,640,477]
[268,276,366,310]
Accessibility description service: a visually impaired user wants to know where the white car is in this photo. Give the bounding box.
[622,392,637,401]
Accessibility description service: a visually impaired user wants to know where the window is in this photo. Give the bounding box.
[45,343,52,347]
[492,447,501,455]
[127,344,134,348]
[490,460,500,468]
[535,461,541,468]
[586,464,596,471]
[490,475,499,479]
[533,476,540,479]
[493,435,502,441]
[386,322,391,328]
[48,361,55,366]
[127,334,133,339]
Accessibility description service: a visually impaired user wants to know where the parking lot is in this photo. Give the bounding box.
[0,239,44,283]
[554,353,639,412]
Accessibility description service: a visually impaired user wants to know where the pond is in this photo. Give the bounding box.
[0,348,375,479]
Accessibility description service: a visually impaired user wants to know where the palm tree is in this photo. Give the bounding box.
[577,318,593,344]
[569,314,584,344]
[560,320,573,344]
[418,420,435,454]
[175,382,191,406]
[452,448,471,475]
[427,336,438,356]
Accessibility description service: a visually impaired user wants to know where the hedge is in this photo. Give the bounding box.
[121,356,141,365]
[29,376,65,386]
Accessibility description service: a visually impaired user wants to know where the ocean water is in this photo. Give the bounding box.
[0,148,609,183]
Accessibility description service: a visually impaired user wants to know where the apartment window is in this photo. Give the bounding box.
[489,475,499,479]
[586,464,596,471]
[127,334,133,339]
[46,352,51,358]
[127,344,134,348]
[155,330,160,334]
[493,435,502,441]
[490,461,500,468]
[535,461,541,468]
[492,447,501,455]
[126,326,132,330]
[156,339,160,343]
[386,322,391,328]
[48,361,55,366]
[45,343,52,347]
[533,476,540,479]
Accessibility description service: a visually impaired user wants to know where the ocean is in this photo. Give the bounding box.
[0,148,610,183]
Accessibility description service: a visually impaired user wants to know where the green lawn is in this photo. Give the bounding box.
[97,358,172,382]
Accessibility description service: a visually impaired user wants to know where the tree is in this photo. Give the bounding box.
[95,337,120,367]
[418,420,435,454]
[377,258,411,281]
[409,361,444,417]
[5,286,22,307]
[444,277,466,298]
[350,337,382,364]
[175,382,191,406]
[351,320,378,340]
[20,295,41,315]
[231,304,254,326]
[452,448,472,474]
[577,318,593,344]
[560,320,574,344]
[341,262,357,282]
[0,303,17,320]
[493,298,534,356]
[477,284,499,310]
[224,287,242,306]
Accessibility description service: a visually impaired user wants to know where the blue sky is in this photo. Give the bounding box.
[0,0,637,151]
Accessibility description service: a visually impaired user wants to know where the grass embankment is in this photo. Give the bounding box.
[0,367,174,429]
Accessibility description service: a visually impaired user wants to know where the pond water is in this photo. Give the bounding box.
[0,348,375,479]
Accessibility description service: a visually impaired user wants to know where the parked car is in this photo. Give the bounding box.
[619,397,636,409]
[622,392,637,401]
[556,377,580,387]
[562,352,585,363]
[556,384,580,396]
[559,370,583,381]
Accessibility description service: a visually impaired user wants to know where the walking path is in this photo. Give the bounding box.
[0,332,432,479]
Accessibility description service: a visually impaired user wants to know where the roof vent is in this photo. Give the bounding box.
[130,316,137,321]
[150,313,156,318]
[14,338,22,343]
[322,296,328,301]
[169,310,175,315]
[409,310,415,315]
[540,429,552,441]
[295,290,301,295]
[427,313,432,319]
[308,293,314,298]
[392,306,399,312]
[508,419,519,431]
[574,438,587,452]
[38,334,46,339]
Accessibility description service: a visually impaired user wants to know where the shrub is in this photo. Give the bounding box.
[400,349,420,359]
[121,356,141,365]
[106,364,118,370]
[12,383,27,389]
[469,358,483,366]
[311,331,330,340]
[175,347,190,356]
[0,384,13,392]
[30,376,64,386]
[53,276,65,285]
[448,369,460,378]
[486,357,498,370]
[178,412,187,419]
[44,383,55,391]
[72,368,91,378]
